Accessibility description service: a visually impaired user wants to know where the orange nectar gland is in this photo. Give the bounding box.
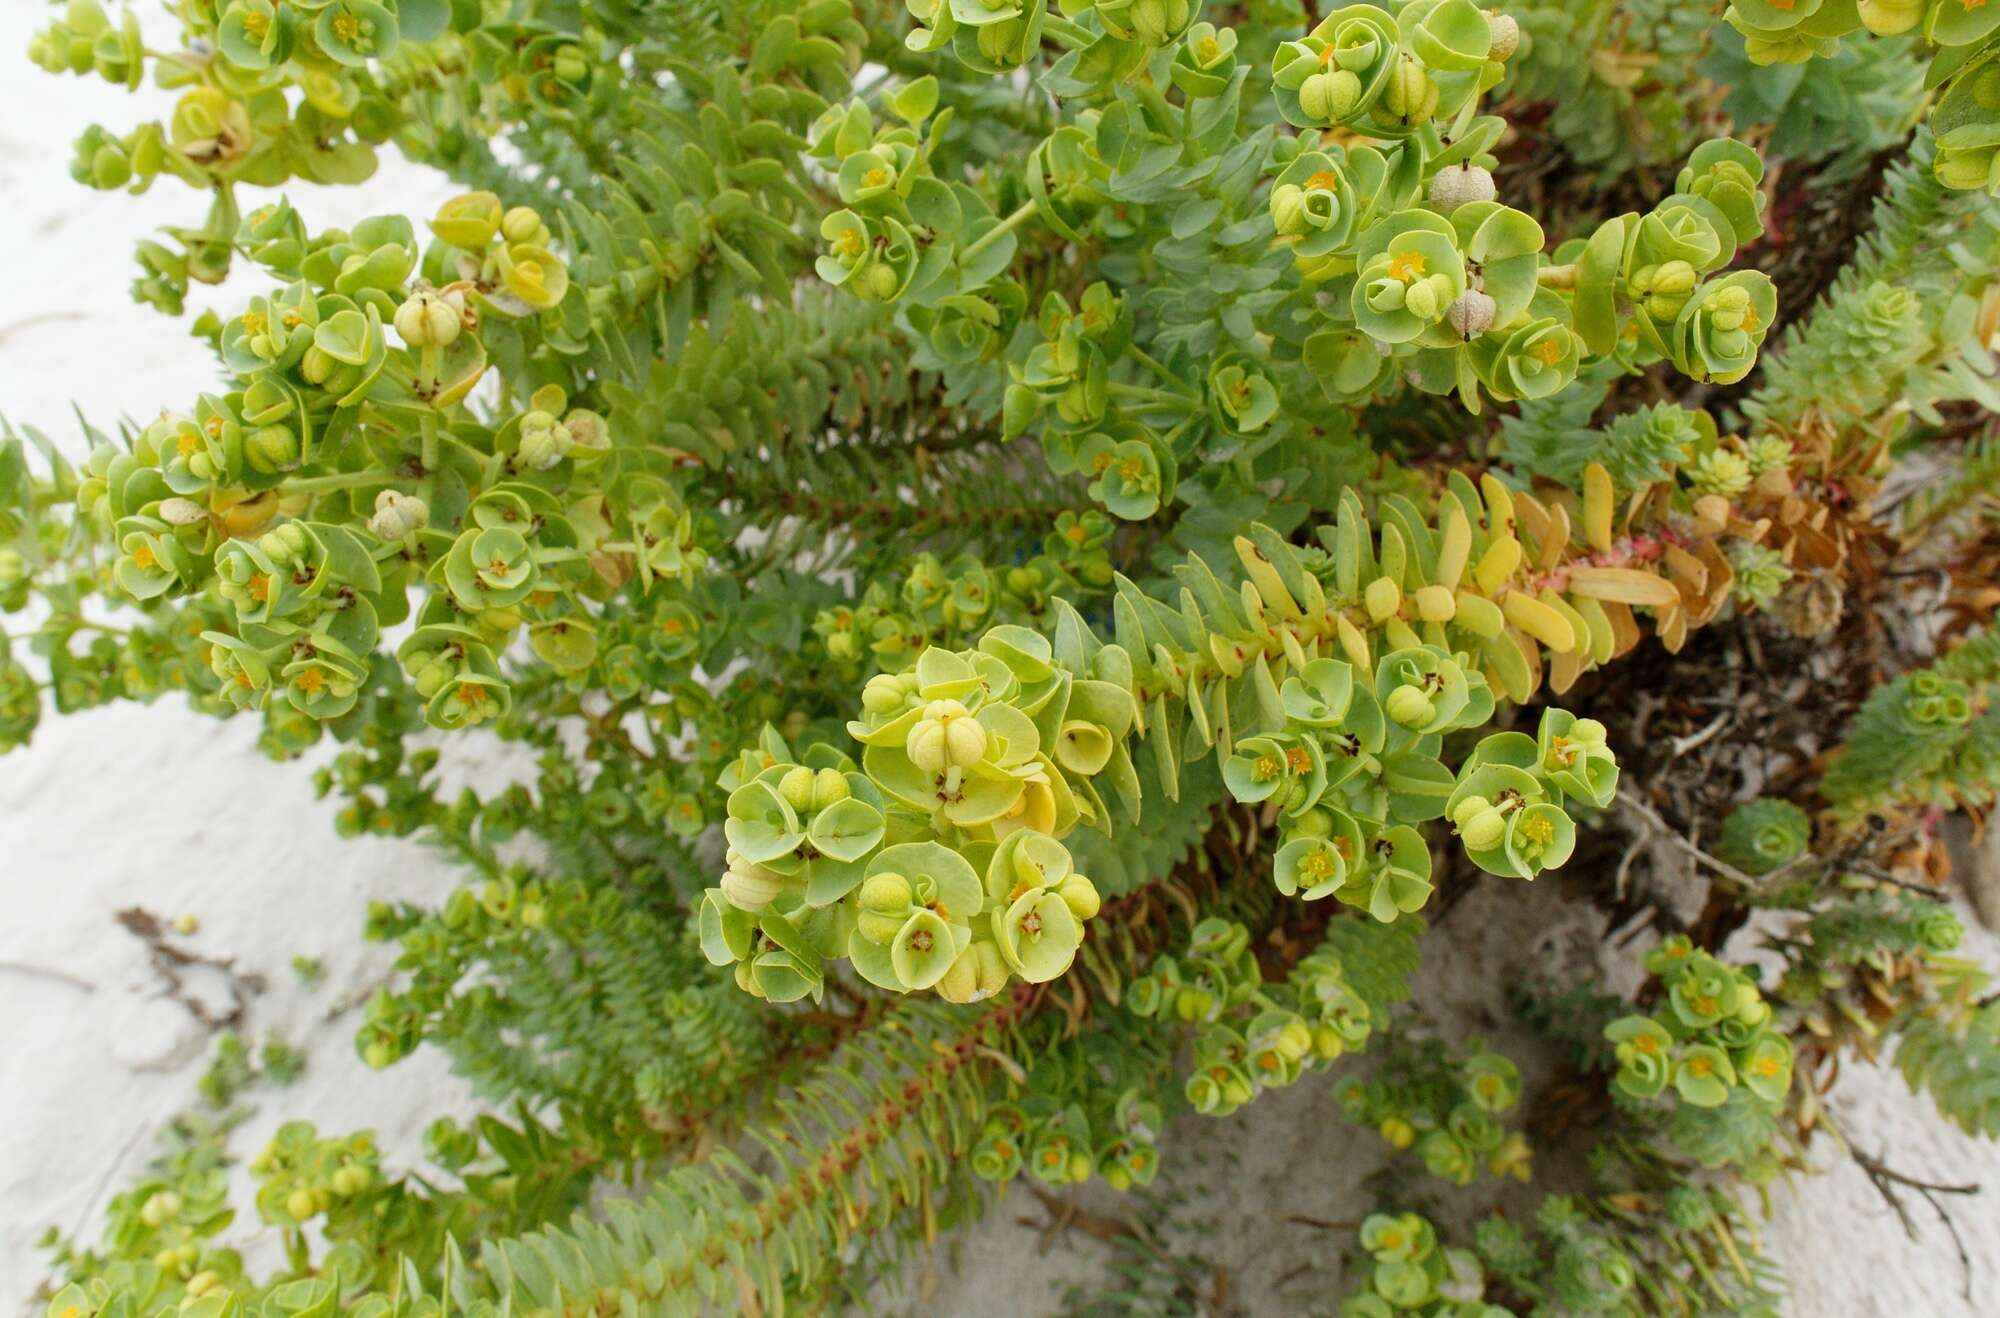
[1300,848,1336,881]
[1546,734,1575,767]
[247,573,270,602]
[1091,449,1116,474]
[1753,1055,1781,1077]
[295,667,326,695]
[1284,746,1312,774]
[864,166,890,189]
[1116,454,1146,482]
[1633,1032,1661,1056]
[131,542,157,571]
[177,429,200,458]
[1063,521,1087,544]
[1386,250,1426,282]
[1533,336,1565,366]
[1685,1055,1715,1078]
[1518,814,1555,846]
[1254,752,1282,782]
[455,681,489,708]
[1306,170,1340,192]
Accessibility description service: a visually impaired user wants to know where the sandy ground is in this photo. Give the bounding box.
[4,8,1999,1312]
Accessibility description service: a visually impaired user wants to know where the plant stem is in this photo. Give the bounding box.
[1130,346,1194,393]
[958,201,1039,266]
[282,471,386,496]
[1107,382,1197,412]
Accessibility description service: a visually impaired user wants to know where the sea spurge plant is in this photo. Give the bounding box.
[11,0,2000,1311]
[1335,1034,1531,1186]
[1131,916,1422,1119]
[1606,937,1794,1130]
[1340,1210,1510,1317]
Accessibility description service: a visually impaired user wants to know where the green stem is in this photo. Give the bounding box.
[420,412,440,474]
[1130,346,1193,393]
[1107,382,1197,412]
[958,201,1039,266]
[281,470,387,496]
[1135,80,1174,123]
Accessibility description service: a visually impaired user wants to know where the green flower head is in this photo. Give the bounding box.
[1171,22,1239,98]
[1737,1032,1793,1104]
[1667,955,1741,1030]
[1280,658,1355,727]
[1081,434,1165,521]
[1672,1043,1737,1108]
[1474,316,1580,403]
[1208,356,1279,435]
[1223,734,1295,804]
[1374,646,1471,736]
[1271,6,1400,130]
[1673,272,1776,385]
[1360,1211,1434,1264]
[1418,1129,1476,1185]
[1535,708,1617,807]
[1361,825,1435,922]
[1606,1015,1673,1100]
[1462,1050,1522,1114]
[1353,220,1468,344]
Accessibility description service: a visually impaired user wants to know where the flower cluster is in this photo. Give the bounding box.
[1334,1036,1531,1186]
[820,10,1779,532]
[1340,1211,1511,1318]
[1227,651,1612,922]
[1724,0,2000,193]
[1129,919,1382,1116]
[809,531,1116,679]
[972,1087,1164,1192]
[1606,937,1795,1112]
[700,627,1132,1003]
